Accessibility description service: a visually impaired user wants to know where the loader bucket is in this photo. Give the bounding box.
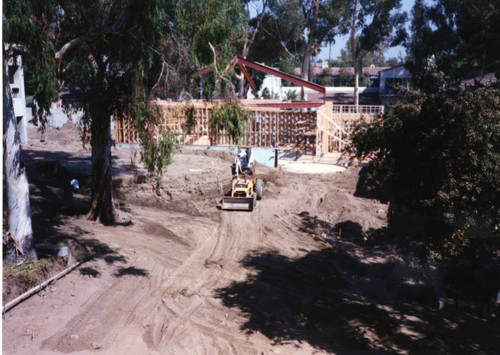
[221,195,256,211]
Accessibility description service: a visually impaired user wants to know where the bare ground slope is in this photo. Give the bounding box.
[3,123,500,354]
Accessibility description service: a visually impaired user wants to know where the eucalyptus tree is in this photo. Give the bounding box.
[4,0,168,224]
[347,0,406,108]
[406,0,500,79]
[161,0,247,98]
[235,0,269,97]
[3,58,37,262]
[256,0,349,98]
[4,0,249,227]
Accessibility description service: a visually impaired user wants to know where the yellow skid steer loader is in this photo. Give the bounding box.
[221,175,263,211]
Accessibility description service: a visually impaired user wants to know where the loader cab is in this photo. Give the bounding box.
[231,147,256,176]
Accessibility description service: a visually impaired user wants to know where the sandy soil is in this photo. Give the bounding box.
[3,123,500,354]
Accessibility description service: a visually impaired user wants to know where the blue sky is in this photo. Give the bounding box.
[316,0,415,62]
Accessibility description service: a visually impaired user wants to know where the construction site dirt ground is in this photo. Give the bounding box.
[3,122,500,354]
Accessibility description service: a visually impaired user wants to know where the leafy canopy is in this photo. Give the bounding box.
[406,0,500,78]
[351,73,500,259]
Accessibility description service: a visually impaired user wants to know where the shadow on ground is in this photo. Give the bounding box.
[19,149,146,277]
[216,203,500,353]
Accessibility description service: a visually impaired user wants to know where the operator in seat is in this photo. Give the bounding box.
[238,149,247,167]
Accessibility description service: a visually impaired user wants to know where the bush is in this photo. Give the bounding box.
[285,90,297,100]
[209,99,250,145]
[3,259,50,289]
[129,100,177,187]
[351,78,500,259]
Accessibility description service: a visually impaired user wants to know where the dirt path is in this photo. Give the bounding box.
[3,124,500,354]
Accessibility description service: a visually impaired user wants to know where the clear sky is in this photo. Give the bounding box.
[316,0,415,62]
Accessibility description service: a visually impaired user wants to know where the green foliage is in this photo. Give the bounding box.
[351,76,500,259]
[141,130,176,182]
[129,101,176,182]
[166,0,245,99]
[328,49,353,68]
[183,105,196,135]
[353,0,407,55]
[259,0,349,81]
[406,0,500,78]
[278,57,300,75]
[3,0,60,125]
[169,0,245,67]
[277,57,300,87]
[4,0,168,129]
[209,100,251,145]
[247,14,296,65]
[285,90,297,100]
[4,259,50,289]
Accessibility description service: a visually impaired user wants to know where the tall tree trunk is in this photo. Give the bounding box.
[238,0,267,99]
[237,44,250,98]
[3,59,37,262]
[300,48,313,100]
[87,112,116,224]
[237,73,247,98]
[353,56,359,110]
[300,0,319,101]
[351,0,360,111]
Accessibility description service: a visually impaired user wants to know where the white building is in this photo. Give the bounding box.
[379,65,411,106]
[247,75,283,100]
[247,64,411,106]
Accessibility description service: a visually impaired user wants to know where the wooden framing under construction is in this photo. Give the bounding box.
[115,100,383,158]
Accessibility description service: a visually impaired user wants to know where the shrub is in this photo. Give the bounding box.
[209,99,251,145]
[4,259,50,289]
[285,90,297,100]
[351,78,500,259]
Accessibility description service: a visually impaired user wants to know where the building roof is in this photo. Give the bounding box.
[378,64,406,73]
[363,66,392,76]
[294,66,394,77]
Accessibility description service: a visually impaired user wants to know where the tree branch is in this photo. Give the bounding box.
[246,0,268,56]
[55,11,127,61]
[208,42,235,95]
[262,22,297,59]
[55,27,112,61]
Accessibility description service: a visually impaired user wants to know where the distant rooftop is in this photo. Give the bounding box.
[294,66,393,77]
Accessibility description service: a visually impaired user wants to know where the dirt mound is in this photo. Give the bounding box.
[3,123,500,354]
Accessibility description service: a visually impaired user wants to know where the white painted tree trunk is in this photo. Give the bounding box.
[353,61,360,110]
[3,60,37,262]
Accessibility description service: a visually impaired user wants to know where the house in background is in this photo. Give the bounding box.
[303,64,392,88]
[379,65,411,106]
[251,63,410,106]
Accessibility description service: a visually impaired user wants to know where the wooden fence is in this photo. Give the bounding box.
[114,100,382,157]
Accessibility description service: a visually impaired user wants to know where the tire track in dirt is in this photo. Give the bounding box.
[40,264,151,352]
[42,205,264,354]
[34,174,337,354]
[142,210,263,353]
[37,208,214,353]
